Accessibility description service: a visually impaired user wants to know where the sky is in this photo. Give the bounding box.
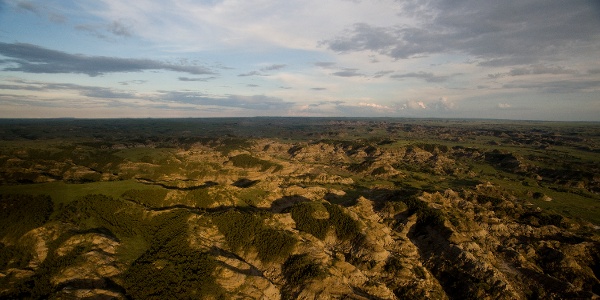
[0,0,599,120]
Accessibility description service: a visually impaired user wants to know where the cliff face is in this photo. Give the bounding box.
[1,132,599,299]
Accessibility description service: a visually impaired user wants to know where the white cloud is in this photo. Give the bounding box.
[357,102,391,110]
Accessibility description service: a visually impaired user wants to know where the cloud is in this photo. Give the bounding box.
[508,65,575,76]
[321,1,600,66]
[358,102,392,110]
[238,71,263,77]
[430,97,455,110]
[497,103,512,109]
[108,20,133,37]
[160,91,295,110]
[390,71,449,83]
[314,62,337,68]
[76,20,134,39]
[503,79,600,93]
[16,1,38,14]
[260,64,286,71]
[489,64,578,79]
[331,68,365,77]
[373,70,393,78]
[0,42,214,76]
[11,1,65,23]
[178,76,217,82]
[311,87,327,91]
[119,80,147,85]
[80,87,136,99]
[0,79,137,99]
[238,64,286,77]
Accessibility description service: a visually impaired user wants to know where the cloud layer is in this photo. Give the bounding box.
[0,0,599,120]
[0,43,214,76]
[322,0,600,65]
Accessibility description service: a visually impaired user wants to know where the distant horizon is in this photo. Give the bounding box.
[1,1,599,121]
[1,116,599,124]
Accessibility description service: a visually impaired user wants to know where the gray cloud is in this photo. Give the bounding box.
[0,79,137,99]
[160,91,294,110]
[80,87,136,99]
[314,61,337,68]
[0,42,214,76]
[331,68,365,77]
[16,1,38,14]
[119,80,147,85]
[373,70,394,78]
[487,64,578,79]
[238,71,263,77]
[1,78,296,110]
[390,71,449,82]
[508,64,576,76]
[311,87,327,91]
[308,100,344,107]
[260,64,286,71]
[238,64,286,77]
[321,0,600,66]
[503,79,600,93]
[77,21,133,39]
[178,76,217,82]
[108,21,133,37]
[75,24,109,39]
[11,1,65,23]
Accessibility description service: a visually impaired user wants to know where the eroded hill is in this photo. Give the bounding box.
[0,118,599,299]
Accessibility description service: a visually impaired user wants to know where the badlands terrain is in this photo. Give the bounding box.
[0,118,599,299]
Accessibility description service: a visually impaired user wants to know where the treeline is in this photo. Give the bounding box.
[56,194,145,239]
[0,194,53,241]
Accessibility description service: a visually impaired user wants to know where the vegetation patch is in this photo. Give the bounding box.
[121,188,169,208]
[282,254,325,285]
[123,210,225,299]
[229,154,282,172]
[396,195,445,228]
[291,201,360,241]
[0,194,53,241]
[55,194,145,239]
[212,210,296,262]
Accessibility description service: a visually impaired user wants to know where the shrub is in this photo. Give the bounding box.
[416,207,446,227]
[121,189,168,208]
[282,254,324,285]
[290,202,329,239]
[184,188,216,208]
[384,255,404,273]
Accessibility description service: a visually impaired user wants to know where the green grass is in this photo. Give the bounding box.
[479,172,600,225]
[0,180,148,205]
[117,235,150,264]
